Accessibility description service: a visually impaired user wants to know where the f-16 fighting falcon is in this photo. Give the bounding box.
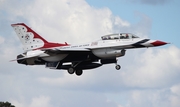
[11,23,168,76]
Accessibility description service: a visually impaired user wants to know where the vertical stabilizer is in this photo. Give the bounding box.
[11,23,68,51]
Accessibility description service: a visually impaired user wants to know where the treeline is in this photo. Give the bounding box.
[0,102,15,107]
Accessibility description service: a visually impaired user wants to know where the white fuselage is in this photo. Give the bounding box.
[24,37,157,62]
[39,37,153,61]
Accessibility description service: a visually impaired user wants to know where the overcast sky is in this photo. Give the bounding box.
[0,0,180,107]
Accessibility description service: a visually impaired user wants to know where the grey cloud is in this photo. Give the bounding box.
[0,0,180,107]
[38,46,180,91]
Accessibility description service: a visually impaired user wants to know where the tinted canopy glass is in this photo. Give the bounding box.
[101,33,139,40]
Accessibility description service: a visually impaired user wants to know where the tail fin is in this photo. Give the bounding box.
[11,23,68,51]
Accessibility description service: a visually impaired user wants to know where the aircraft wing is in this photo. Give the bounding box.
[10,54,38,62]
[52,48,90,51]
[10,55,34,62]
[10,50,46,62]
[43,47,91,54]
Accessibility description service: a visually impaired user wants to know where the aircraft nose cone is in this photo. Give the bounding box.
[151,40,168,46]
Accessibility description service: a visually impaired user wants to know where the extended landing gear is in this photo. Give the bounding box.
[115,58,121,70]
[67,67,83,76]
[68,67,75,74]
[115,64,121,70]
[75,70,83,76]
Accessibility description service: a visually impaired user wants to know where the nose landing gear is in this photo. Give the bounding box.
[115,58,121,70]
[115,64,121,70]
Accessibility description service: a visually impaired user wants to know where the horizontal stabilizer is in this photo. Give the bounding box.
[10,50,45,62]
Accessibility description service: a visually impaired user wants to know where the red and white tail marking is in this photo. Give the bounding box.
[11,23,69,51]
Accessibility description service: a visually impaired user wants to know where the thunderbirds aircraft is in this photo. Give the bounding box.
[11,23,168,76]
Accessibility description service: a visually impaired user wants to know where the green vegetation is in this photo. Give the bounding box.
[0,102,15,107]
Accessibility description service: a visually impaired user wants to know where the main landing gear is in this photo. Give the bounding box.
[67,67,83,76]
[67,67,75,74]
[75,69,83,76]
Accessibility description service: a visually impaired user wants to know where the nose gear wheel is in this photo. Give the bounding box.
[115,65,121,70]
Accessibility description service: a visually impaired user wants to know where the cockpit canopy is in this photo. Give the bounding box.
[101,33,139,40]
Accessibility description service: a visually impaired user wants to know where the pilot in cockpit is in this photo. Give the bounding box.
[125,34,129,39]
[120,34,129,39]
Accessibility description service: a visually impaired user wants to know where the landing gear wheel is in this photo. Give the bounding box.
[68,67,75,74]
[115,65,121,70]
[75,70,83,76]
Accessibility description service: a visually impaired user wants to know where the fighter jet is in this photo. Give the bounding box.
[11,23,168,76]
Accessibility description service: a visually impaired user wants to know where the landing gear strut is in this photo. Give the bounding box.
[115,58,121,70]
